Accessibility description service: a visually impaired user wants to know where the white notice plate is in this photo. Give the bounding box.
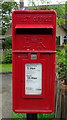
[25,63,42,95]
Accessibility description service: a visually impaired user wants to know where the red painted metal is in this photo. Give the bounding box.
[12,10,56,113]
[12,50,56,53]
[15,24,53,28]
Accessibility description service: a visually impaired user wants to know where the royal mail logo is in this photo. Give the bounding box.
[16,14,53,23]
[33,16,52,22]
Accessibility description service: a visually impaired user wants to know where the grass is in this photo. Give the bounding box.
[12,112,26,119]
[38,113,55,119]
[12,112,55,119]
[0,63,12,72]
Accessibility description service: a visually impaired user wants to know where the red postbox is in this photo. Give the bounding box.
[12,10,56,113]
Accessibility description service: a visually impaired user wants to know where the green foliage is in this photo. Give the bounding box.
[12,112,26,119]
[38,113,55,118]
[0,50,2,64]
[2,0,18,14]
[12,112,55,119]
[64,45,67,84]
[28,0,65,26]
[2,50,12,63]
[49,4,65,25]
[5,36,12,49]
[1,0,18,35]
[28,0,51,7]
[56,47,66,80]
[2,36,12,50]
[0,64,12,72]
[2,41,5,51]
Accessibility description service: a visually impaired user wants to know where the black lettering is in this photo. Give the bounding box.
[30,67,35,69]
[31,77,37,79]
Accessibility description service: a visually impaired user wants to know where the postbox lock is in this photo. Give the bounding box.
[31,54,37,59]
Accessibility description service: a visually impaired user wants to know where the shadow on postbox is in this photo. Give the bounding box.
[12,10,56,113]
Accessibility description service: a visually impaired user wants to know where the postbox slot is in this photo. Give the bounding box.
[16,28,53,34]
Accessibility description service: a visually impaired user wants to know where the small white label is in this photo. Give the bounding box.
[25,63,42,95]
